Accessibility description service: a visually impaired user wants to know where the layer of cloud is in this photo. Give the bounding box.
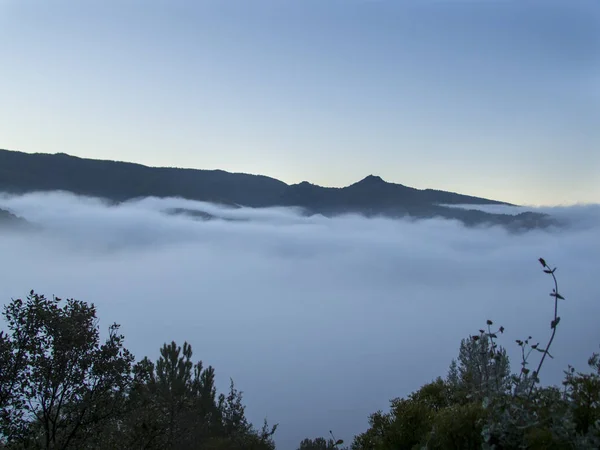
[0,192,599,449]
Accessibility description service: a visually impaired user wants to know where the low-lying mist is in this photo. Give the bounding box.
[1,192,599,449]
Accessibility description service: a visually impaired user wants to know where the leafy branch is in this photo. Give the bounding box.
[527,258,564,397]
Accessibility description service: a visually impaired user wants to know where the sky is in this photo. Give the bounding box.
[0,0,598,205]
[1,193,599,449]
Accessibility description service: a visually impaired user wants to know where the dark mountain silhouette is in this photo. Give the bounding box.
[0,208,29,229]
[0,149,287,207]
[0,149,554,229]
[280,175,509,215]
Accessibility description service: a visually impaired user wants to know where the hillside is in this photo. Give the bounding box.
[0,149,552,229]
[0,207,29,228]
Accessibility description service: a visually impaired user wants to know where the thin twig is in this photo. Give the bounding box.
[527,260,561,398]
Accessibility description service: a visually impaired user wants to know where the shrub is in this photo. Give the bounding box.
[353,258,600,449]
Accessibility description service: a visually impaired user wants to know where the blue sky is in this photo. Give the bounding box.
[1,0,598,205]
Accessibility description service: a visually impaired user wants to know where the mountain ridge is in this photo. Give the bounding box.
[0,207,30,228]
[0,148,551,229]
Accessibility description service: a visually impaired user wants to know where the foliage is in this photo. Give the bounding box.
[85,341,277,450]
[297,436,343,450]
[426,402,485,450]
[352,258,600,449]
[0,292,276,450]
[0,292,133,448]
[562,353,600,444]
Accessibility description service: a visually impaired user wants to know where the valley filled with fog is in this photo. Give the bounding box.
[0,192,598,449]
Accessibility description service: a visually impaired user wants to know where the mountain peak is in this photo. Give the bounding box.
[356,175,386,185]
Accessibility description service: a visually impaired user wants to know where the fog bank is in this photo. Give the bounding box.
[0,192,598,449]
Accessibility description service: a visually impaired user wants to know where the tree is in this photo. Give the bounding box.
[351,378,454,450]
[563,352,600,441]
[0,328,24,442]
[116,341,277,450]
[351,258,600,450]
[0,291,134,449]
[220,379,252,439]
[297,437,338,450]
[116,341,222,449]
